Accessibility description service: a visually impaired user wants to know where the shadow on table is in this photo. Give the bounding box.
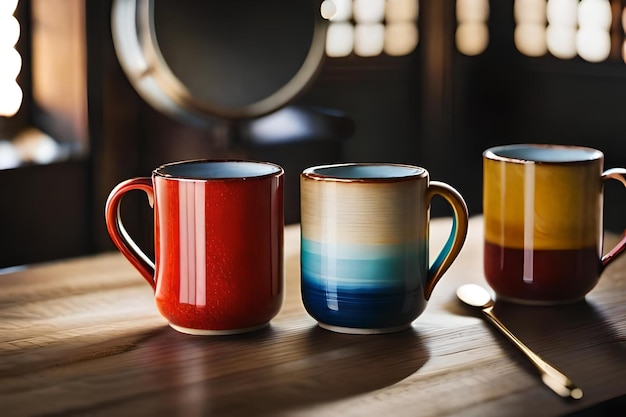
[489,299,626,373]
[78,322,429,416]
[564,394,626,417]
[450,295,626,414]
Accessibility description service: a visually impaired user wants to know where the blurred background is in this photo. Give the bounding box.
[1,0,626,268]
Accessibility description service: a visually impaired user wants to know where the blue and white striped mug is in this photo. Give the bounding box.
[300,163,469,334]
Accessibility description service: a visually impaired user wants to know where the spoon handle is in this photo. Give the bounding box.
[482,306,583,400]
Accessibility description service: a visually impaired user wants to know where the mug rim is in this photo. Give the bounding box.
[483,144,604,165]
[153,159,284,181]
[301,163,427,183]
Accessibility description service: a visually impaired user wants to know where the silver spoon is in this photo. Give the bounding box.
[456,284,583,400]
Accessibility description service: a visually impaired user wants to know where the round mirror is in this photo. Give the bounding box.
[111,0,328,128]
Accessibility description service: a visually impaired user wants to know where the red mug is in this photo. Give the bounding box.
[105,159,284,335]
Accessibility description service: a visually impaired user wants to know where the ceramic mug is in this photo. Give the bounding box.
[483,144,626,304]
[105,159,284,335]
[300,163,469,334]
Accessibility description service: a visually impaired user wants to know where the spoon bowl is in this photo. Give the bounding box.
[456,283,494,309]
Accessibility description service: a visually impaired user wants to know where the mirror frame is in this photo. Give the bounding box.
[111,0,328,127]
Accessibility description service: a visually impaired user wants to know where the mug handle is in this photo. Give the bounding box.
[600,168,626,269]
[424,181,469,300]
[104,177,156,290]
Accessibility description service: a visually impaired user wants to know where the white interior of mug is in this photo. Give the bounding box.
[156,160,282,179]
[304,163,424,179]
[486,144,603,163]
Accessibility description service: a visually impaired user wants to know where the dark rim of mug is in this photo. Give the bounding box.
[302,163,427,183]
[153,159,284,181]
[483,144,604,165]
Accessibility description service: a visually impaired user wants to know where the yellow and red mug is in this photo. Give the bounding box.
[483,144,626,304]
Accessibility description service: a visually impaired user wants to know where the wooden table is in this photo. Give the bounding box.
[1,217,624,416]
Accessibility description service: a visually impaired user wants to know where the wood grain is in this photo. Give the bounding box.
[0,217,624,416]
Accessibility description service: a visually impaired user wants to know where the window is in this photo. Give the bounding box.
[0,0,90,268]
[323,0,419,58]
[0,0,87,170]
[514,0,619,62]
[0,0,22,118]
[456,0,490,56]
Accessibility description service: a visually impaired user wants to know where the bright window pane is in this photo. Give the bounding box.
[457,0,489,23]
[456,22,489,56]
[384,22,418,56]
[547,0,578,27]
[546,24,577,59]
[0,80,22,117]
[577,27,611,62]
[353,0,385,24]
[320,1,337,20]
[0,15,19,47]
[326,22,354,57]
[386,0,418,22]
[578,0,612,31]
[354,23,385,57]
[514,0,546,24]
[0,0,21,117]
[515,23,547,57]
[329,0,352,22]
[0,0,18,15]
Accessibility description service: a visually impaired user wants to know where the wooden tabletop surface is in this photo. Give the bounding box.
[1,216,624,417]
